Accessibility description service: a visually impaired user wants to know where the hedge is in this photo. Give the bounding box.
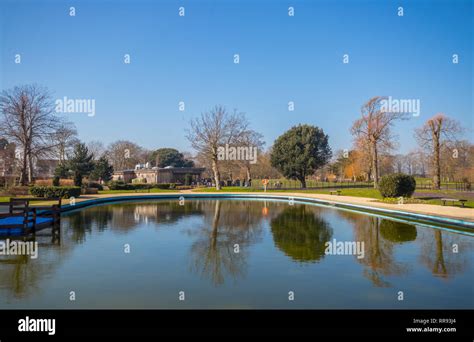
[85,181,103,190]
[107,181,175,190]
[30,186,81,199]
[378,173,416,198]
[107,181,134,190]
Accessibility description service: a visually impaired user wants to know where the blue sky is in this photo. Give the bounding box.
[0,0,472,154]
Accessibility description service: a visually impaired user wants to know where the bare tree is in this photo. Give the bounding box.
[0,85,60,185]
[105,140,146,171]
[50,121,79,163]
[86,140,106,160]
[409,149,429,177]
[415,114,462,189]
[187,106,248,190]
[250,149,282,179]
[351,97,407,188]
[235,129,265,182]
[393,154,404,174]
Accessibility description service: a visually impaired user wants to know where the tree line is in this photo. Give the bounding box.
[0,85,471,190]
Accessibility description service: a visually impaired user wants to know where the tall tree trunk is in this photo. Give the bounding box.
[211,157,221,190]
[246,164,251,182]
[300,177,306,189]
[433,230,446,276]
[28,152,34,183]
[20,146,28,186]
[371,142,379,188]
[211,200,221,250]
[59,145,65,164]
[433,135,441,190]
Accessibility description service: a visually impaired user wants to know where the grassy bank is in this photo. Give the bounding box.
[98,189,178,194]
[191,186,473,208]
[192,186,383,197]
[2,187,472,208]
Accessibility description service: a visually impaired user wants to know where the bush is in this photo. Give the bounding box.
[155,183,174,189]
[378,174,416,198]
[128,183,152,190]
[107,181,175,191]
[85,181,103,190]
[30,186,81,198]
[108,180,133,190]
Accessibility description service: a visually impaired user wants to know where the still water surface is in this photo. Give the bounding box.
[0,199,473,309]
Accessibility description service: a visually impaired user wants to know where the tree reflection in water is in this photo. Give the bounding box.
[419,229,472,279]
[0,235,67,299]
[270,205,333,263]
[187,200,265,286]
[64,201,205,242]
[337,211,411,287]
[379,220,417,243]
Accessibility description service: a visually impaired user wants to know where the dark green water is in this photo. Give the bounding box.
[0,199,473,309]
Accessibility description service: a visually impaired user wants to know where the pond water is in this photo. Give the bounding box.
[0,199,473,309]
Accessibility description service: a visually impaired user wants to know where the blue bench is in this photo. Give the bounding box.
[0,198,61,235]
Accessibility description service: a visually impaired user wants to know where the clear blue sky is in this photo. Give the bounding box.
[1,0,472,154]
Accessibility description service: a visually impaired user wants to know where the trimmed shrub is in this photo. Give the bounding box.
[154,183,174,189]
[108,180,133,190]
[107,181,175,191]
[86,181,103,190]
[378,173,416,198]
[132,183,152,190]
[30,186,81,198]
[82,188,99,194]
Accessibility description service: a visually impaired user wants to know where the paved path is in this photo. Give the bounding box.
[63,191,474,222]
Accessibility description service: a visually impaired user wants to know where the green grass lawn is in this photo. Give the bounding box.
[414,189,474,208]
[192,187,263,193]
[251,178,372,188]
[424,199,474,208]
[98,189,178,194]
[191,186,474,208]
[192,186,383,197]
[0,196,61,206]
[378,197,474,208]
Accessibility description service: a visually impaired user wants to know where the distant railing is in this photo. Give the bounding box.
[249,180,373,190]
[415,180,472,192]
[239,179,473,192]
